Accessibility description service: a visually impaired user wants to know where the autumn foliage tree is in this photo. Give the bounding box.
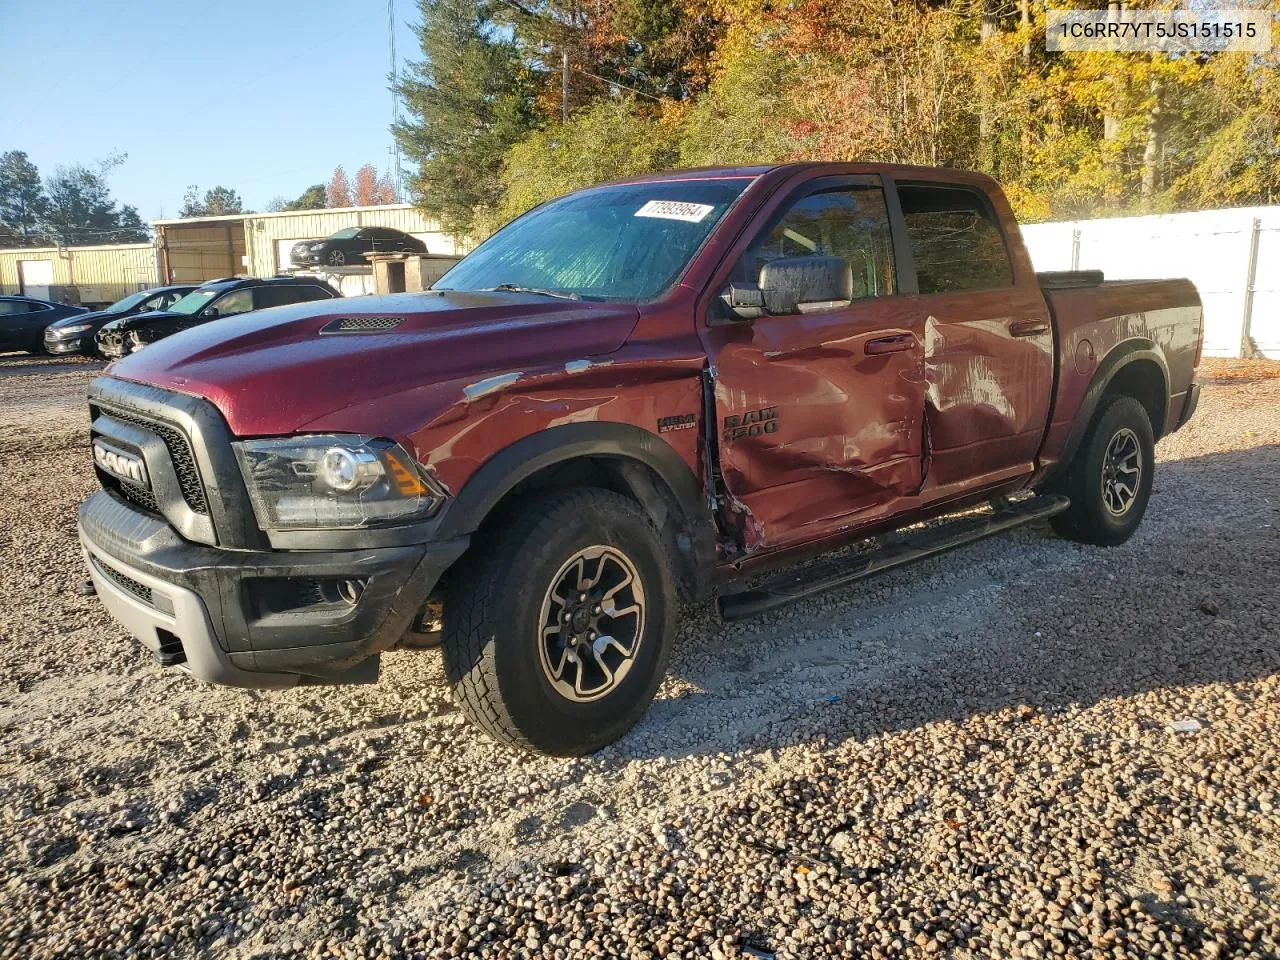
[326,166,353,208]
[395,0,1280,235]
[374,173,399,205]
[353,164,378,206]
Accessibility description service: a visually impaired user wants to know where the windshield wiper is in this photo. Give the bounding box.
[483,283,581,301]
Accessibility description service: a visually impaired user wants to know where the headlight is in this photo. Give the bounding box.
[232,435,446,531]
[309,243,325,251]
[55,322,94,335]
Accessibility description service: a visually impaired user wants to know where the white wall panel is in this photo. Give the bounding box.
[1022,206,1280,358]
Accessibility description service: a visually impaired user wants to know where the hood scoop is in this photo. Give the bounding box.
[321,316,403,334]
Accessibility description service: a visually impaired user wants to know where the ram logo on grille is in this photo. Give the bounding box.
[93,440,149,487]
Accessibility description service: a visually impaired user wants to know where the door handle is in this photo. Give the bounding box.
[1010,318,1050,338]
[865,333,914,355]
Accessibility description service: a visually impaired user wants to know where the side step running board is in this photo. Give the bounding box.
[717,494,1070,622]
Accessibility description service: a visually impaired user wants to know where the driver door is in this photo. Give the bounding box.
[698,176,925,553]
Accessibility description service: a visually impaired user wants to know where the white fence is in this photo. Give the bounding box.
[1022,206,1280,359]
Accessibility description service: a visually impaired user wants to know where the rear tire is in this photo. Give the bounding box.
[442,488,675,755]
[1049,395,1155,546]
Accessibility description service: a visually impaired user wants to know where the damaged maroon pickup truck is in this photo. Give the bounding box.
[79,163,1203,754]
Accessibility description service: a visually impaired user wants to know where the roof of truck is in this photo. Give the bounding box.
[604,161,1000,190]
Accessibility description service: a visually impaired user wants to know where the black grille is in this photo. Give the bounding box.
[115,480,159,514]
[93,558,153,607]
[95,407,208,514]
[321,316,402,333]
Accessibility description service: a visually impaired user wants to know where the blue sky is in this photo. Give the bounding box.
[0,0,421,220]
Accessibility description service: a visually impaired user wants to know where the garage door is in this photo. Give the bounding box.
[18,260,54,300]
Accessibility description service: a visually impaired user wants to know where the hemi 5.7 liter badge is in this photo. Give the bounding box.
[724,407,778,442]
[657,413,697,434]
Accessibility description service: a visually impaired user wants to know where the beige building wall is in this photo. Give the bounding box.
[152,205,461,283]
[242,205,461,277]
[0,244,158,306]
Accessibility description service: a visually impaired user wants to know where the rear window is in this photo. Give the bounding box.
[898,184,1013,294]
[254,285,333,309]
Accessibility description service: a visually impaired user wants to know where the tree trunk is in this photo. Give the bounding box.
[1104,1,1123,141]
[1021,0,1031,66]
[1141,77,1164,202]
[978,0,1000,173]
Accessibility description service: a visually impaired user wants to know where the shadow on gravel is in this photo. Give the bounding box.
[620,442,1280,760]
[0,352,104,378]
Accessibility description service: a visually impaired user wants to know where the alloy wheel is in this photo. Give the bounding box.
[1101,426,1142,516]
[537,545,646,703]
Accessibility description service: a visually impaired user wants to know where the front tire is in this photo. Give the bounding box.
[442,488,675,755]
[1049,395,1155,546]
[326,249,346,267]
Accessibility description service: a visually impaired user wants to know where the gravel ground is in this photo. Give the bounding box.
[1,354,1277,960]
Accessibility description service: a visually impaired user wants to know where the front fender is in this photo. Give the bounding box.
[432,420,707,540]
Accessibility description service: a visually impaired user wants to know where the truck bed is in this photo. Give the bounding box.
[1038,274,1202,471]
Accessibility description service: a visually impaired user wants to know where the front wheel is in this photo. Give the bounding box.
[1049,394,1156,546]
[326,248,346,267]
[442,488,675,755]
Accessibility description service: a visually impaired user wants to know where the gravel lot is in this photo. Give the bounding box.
[1,354,1278,960]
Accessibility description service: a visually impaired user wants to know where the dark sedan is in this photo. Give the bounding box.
[0,296,88,353]
[43,285,196,357]
[96,275,341,358]
[289,226,426,268]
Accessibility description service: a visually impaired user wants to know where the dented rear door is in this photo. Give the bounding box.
[893,181,1054,492]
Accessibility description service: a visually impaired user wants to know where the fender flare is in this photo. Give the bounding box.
[431,421,717,594]
[1047,338,1169,482]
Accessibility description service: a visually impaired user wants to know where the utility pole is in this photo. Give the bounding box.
[562,50,570,124]
[388,0,404,197]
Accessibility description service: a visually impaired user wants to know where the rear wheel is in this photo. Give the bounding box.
[442,488,675,755]
[1049,394,1155,546]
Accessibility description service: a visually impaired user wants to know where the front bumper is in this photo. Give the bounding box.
[80,490,467,687]
[97,335,128,359]
[44,333,93,355]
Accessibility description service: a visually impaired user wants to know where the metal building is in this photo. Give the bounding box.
[0,204,461,306]
[0,244,159,308]
[153,204,460,284]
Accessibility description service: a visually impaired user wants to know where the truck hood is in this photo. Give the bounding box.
[109,291,641,436]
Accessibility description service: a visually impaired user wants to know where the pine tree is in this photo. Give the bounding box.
[202,186,244,215]
[44,164,148,244]
[0,151,49,244]
[285,184,328,211]
[394,0,538,236]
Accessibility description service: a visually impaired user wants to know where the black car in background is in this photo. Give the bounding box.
[96,276,341,359]
[289,227,426,268]
[0,296,89,353]
[43,285,197,357]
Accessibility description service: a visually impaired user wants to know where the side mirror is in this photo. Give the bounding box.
[758,256,853,315]
[203,307,220,319]
[720,282,765,321]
